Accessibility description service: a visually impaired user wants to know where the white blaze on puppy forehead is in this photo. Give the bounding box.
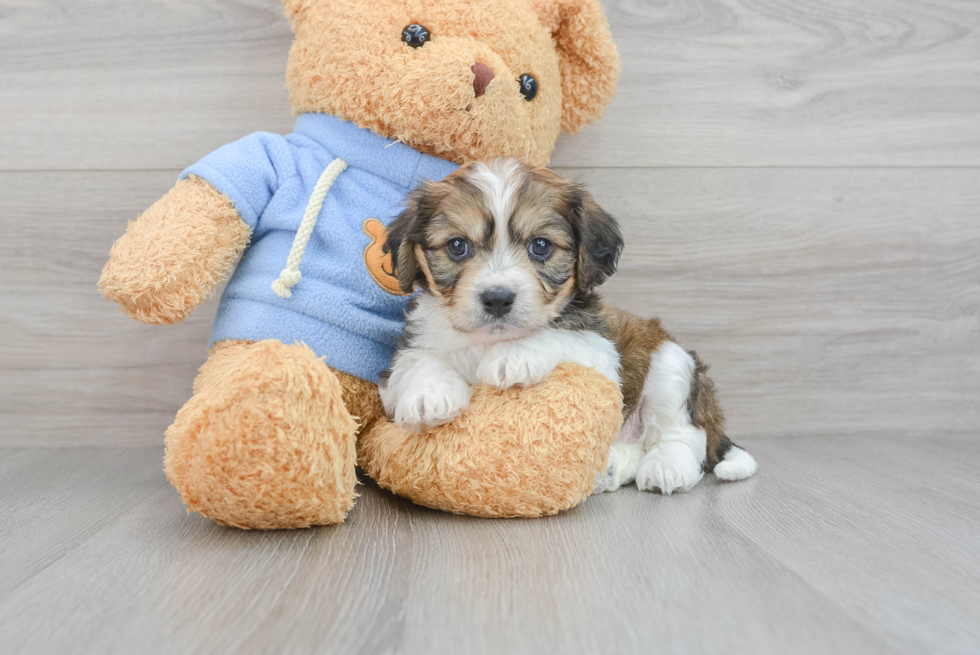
[466,159,527,279]
[465,159,526,238]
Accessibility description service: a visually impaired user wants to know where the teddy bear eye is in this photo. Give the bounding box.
[519,74,538,101]
[402,24,431,48]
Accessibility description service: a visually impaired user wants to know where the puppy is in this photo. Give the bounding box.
[380,159,756,494]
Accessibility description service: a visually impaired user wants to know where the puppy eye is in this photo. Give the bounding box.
[402,24,431,48]
[447,237,470,260]
[519,74,538,101]
[528,237,553,261]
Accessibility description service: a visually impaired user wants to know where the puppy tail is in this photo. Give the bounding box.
[711,436,758,481]
[688,350,757,481]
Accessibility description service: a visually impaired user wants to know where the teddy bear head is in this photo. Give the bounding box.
[281,0,620,167]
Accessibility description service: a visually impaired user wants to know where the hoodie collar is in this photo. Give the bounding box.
[293,113,458,190]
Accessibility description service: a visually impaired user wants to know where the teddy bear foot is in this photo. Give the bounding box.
[164,339,358,529]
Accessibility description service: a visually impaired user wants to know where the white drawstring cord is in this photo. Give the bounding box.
[271,157,348,299]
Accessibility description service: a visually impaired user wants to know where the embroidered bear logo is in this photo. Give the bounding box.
[363,217,409,296]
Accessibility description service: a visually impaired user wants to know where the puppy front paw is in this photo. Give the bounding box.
[635,442,704,495]
[392,376,472,432]
[477,341,558,389]
[592,443,644,494]
[593,447,623,494]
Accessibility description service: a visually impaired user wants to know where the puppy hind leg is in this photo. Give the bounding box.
[636,440,705,495]
[634,342,707,495]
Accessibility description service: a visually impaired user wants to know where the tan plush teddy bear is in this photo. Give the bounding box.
[99,0,622,528]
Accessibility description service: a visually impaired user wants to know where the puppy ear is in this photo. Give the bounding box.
[384,181,440,294]
[530,0,622,134]
[568,186,623,293]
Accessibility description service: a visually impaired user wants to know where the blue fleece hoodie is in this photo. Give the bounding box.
[180,113,459,383]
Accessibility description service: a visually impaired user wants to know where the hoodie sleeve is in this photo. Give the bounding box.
[179,132,296,230]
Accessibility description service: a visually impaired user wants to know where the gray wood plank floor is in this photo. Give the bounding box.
[1,437,978,655]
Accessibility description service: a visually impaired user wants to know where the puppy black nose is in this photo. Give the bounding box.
[481,287,515,317]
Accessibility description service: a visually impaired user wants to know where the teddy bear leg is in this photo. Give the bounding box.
[164,339,358,529]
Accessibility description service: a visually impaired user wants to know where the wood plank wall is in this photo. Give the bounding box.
[1,0,978,445]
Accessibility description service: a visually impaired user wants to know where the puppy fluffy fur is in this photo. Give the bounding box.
[381,159,756,495]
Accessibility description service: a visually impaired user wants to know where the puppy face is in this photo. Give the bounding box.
[385,159,623,339]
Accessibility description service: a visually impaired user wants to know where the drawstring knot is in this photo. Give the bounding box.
[270,268,303,298]
[271,157,348,298]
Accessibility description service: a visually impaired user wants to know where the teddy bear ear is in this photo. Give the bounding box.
[281,0,313,27]
[530,0,622,134]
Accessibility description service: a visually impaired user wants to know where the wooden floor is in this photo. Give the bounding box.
[1,436,979,654]
[2,0,979,653]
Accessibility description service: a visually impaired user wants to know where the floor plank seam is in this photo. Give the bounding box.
[224,529,319,653]
[0,479,171,606]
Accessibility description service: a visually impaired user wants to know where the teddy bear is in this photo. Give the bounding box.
[98,0,622,528]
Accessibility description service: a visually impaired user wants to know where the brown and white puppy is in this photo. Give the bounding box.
[381,159,756,494]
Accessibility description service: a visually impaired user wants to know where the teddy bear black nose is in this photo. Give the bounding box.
[472,62,495,98]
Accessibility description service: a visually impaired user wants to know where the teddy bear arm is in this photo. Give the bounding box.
[98,176,252,325]
[360,363,624,518]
